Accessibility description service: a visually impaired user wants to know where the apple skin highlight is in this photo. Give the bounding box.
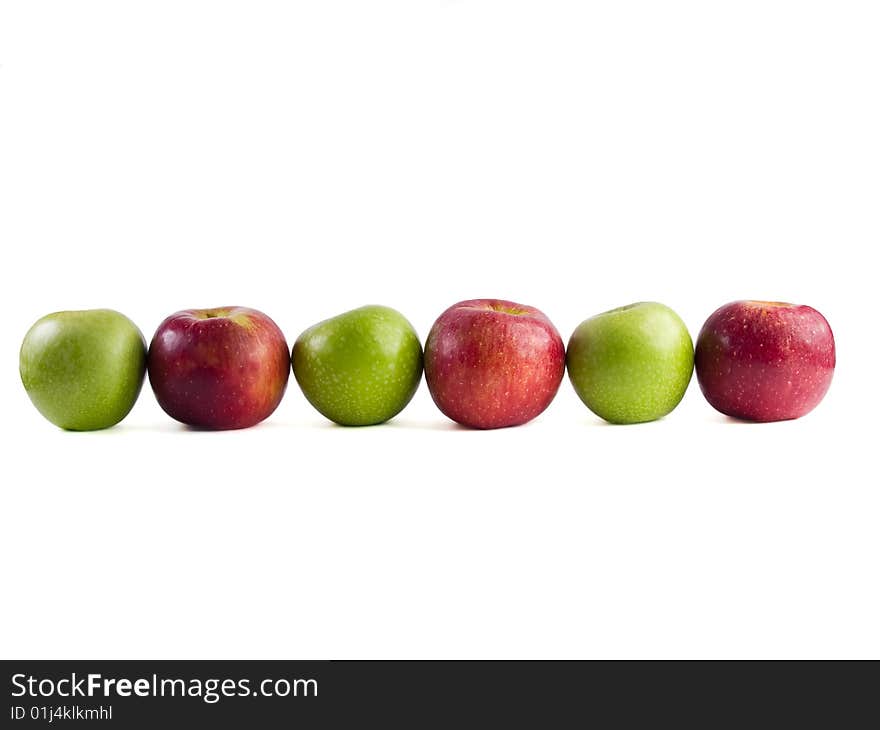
[148,307,290,430]
[694,301,835,422]
[424,299,566,429]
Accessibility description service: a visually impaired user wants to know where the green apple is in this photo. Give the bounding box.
[292,305,423,426]
[20,309,147,430]
[567,302,693,424]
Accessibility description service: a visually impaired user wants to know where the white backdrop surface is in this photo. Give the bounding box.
[0,1,877,658]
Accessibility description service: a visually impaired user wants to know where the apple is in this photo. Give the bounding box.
[292,305,423,426]
[695,300,835,422]
[424,299,565,429]
[566,302,694,424]
[148,306,290,430]
[20,309,147,430]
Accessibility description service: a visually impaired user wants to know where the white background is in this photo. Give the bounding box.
[1,1,877,659]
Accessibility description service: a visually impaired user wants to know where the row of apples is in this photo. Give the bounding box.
[19,298,835,431]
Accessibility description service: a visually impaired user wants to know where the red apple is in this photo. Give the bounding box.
[695,300,835,422]
[424,299,565,429]
[148,307,290,430]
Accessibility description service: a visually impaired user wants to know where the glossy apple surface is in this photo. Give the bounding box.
[148,307,290,429]
[292,305,423,426]
[20,309,147,430]
[424,299,565,429]
[695,300,835,422]
[566,302,694,424]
